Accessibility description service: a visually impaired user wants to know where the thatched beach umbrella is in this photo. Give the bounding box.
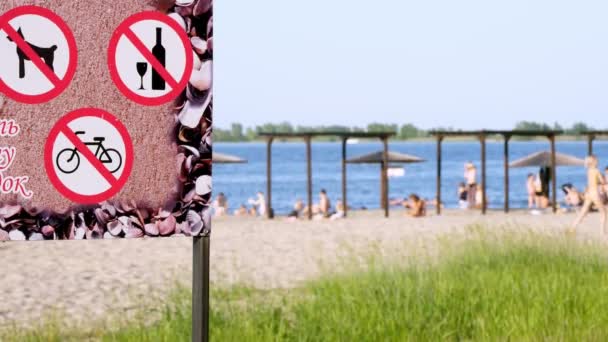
[346,151,425,164]
[509,151,584,168]
[212,152,247,164]
[347,150,425,209]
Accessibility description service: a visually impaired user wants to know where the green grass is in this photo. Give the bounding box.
[5,230,608,341]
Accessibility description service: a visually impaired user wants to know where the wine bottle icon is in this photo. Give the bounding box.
[151,27,166,91]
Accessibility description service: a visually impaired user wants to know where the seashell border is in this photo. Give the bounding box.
[0,0,213,241]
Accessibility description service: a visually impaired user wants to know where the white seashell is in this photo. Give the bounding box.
[0,205,20,218]
[125,228,144,239]
[191,37,207,55]
[178,100,207,129]
[107,220,123,237]
[28,233,44,241]
[103,232,115,239]
[168,12,187,31]
[144,223,159,236]
[176,0,195,6]
[195,175,212,195]
[201,207,211,232]
[8,229,25,241]
[193,51,202,70]
[75,227,86,240]
[187,211,204,236]
[190,61,212,92]
[179,145,200,158]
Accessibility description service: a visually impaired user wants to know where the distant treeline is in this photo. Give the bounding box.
[213,121,599,142]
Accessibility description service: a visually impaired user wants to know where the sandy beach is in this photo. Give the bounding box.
[0,209,604,327]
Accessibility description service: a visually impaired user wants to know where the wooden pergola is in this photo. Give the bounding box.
[585,131,608,155]
[430,130,563,215]
[258,131,396,219]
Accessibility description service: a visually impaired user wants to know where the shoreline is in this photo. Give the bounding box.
[214,136,597,144]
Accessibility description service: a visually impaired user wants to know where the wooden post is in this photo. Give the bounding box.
[382,137,389,218]
[436,135,443,215]
[192,236,210,342]
[480,133,487,215]
[342,137,348,218]
[550,135,557,213]
[588,135,594,156]
[265,137,273,219]
[306,136,313,220]
[503,134,510,213]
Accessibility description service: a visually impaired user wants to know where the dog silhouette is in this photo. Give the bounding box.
[6,27,57,79]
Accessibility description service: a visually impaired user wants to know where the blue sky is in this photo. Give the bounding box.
[214,0,608,130]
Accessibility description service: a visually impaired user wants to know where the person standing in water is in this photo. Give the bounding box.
[464,162,477,209]
[571,155,607,234]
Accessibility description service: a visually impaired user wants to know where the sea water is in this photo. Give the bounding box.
[214,140,608,215]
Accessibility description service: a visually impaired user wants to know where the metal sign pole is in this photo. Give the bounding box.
[193,235,210,342]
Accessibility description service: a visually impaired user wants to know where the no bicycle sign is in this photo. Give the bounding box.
[44,108,134,204]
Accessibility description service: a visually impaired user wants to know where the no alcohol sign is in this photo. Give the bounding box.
[0,6,77,104]
[108,11,193,106]
[44,108,134,204]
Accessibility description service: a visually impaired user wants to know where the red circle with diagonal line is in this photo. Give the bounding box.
[108,11,193,106]
[0,6,77,104]
[44,108,134,204]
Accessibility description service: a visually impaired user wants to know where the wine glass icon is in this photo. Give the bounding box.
[136,62,148,90]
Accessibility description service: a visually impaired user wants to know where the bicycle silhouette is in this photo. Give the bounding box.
[56,131,123,174]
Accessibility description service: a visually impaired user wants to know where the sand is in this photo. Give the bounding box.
[0,209,604,327]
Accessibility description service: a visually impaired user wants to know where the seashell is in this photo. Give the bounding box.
[0,229,9,241]
[175,5,193,16]
[195,175,212,195]
[125,227,144,239]
[178,221,192,236]
[8,229,25,241]
[107,220,123,237]
[201,207,211,234]
[102,202,117,217]
[103,232,115,239]
[94,208,111,225]
[179,144,201,158]
[86,224,104,240]
[191,36,207,55]
[193,50,202,70]
[75,227,86,240]
[156,209,172,219]
[168,12,187,31]
[144,223,159,236]
[190,61,212,92]
[194,0,212,16]
[41,225,54,237]
[207,37,213,52]
[178,100,207,129]
[176,0,195,6]
[187,211,204,236]
[0,204,21,219]
[28,233,44,241]
[158,215,176,236]
[207,16,213,37]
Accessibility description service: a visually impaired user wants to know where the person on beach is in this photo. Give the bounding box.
[248,192,267,217]
[527,173,537,209]
[571,155,607,234]
[457,182,468,209]
[287,199,304,219]
[318,189,332,217]
[330,200,345,220]
[404,194,426,217]
[535,167,551,209]
[234,204,249,216]
[562,184,583,210]
[464,162,477,209]
[212,192,228,216]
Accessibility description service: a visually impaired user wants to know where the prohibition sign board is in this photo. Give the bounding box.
[0,6,77,104]
[44,108,134,204]
[108,11,193,106]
